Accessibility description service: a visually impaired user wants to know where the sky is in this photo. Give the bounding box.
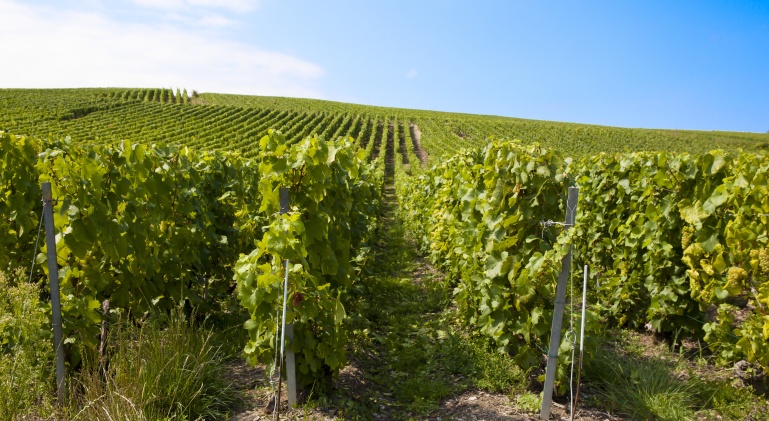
[1,0,768,132]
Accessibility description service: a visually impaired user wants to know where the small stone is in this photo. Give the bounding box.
[468,396,478,401]
[735,360,750,379]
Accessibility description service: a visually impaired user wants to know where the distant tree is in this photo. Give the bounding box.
[182,89,189,104]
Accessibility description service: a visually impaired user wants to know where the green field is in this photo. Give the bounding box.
[2,88,767,161]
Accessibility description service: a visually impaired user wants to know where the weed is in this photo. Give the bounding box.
[584,333,769,420]
[70,307,236,420]
[515,391,541,413]
[585,346,699,420]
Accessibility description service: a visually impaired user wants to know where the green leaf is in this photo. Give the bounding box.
[700,232,720,253]
[485,251,510,279]
[334,300,346,325]
[680,200,709,226]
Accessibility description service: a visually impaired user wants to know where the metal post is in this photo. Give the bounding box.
[285,322,297,406]
[279,188,297,408]
[572,265,589,417]
[42,182,66,404]
[540,187,579,420]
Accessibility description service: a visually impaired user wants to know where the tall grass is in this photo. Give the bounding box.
[584,339,767,421]
[70,308,236,421]
[586,347,699,421]
[1,266,238,420]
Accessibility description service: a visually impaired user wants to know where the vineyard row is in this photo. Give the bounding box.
[0,130,383,387]
[398,140,769,391]
[3,89,767,161]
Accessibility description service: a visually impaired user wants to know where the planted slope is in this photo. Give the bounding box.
[1,89,767,161]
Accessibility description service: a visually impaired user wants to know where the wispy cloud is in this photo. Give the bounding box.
[0,0,323,97]
[130,0,261,13]
[127,0,261,29]
[406,69,418,79]
[197,13,237,27]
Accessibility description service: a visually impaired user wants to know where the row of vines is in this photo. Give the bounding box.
[397,139,769,390]
[0,130,381,386]
[4,89,767,167]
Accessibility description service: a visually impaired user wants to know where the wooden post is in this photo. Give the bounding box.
[279,188,297,408]
[540,186,579,420]
[42,182,66,404]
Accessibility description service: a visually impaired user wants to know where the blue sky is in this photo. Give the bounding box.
[1,0,768,132]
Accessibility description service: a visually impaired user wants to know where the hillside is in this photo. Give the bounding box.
[1,88,767,161]
[3,87,769,420]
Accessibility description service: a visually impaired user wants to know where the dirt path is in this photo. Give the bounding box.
[409,123,429,168]
[350,131,615,420]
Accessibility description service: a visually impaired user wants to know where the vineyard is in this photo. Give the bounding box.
[398,141,769,374]
[2,88,768,161]
[1,88,769,420]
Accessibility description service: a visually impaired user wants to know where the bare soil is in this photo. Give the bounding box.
[224,336,626,420]
[409,123,429,168]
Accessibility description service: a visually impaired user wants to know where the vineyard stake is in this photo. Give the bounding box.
[540,186,579,420]
[572,265,588,419]
[279,187,298,408]
[42,182,66,404]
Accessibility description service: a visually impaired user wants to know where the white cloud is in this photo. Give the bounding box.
[0,0,323,98]
[130,0,260,13]
[406,69,418,79]
[187,0,260,13]
[131,0,185,10]
[197,13,237,27]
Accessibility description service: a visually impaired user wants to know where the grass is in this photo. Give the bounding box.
[339,206,529,419]
[0,265,244,420]
[69,307,237,420]
[585,346,701,420]
[583,330,768,420]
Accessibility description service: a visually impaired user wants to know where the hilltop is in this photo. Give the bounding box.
[2,88,767,161]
